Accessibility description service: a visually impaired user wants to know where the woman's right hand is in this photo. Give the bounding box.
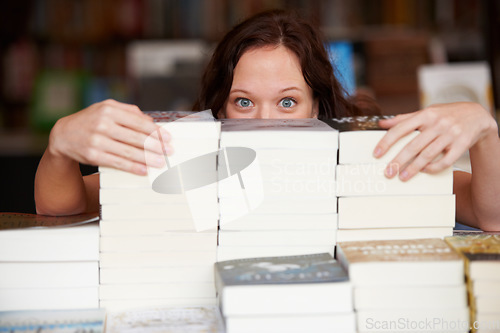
[47,99,171,175]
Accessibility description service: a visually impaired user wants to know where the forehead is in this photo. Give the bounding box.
[232,45,307,89]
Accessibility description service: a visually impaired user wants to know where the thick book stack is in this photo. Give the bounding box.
[326,116,455,242]
[0,214,99,310]
[445,234,500,333]
[214,253,356,333]
[337,239,469,333]
[99,111,220,310]
[217,119,338,261]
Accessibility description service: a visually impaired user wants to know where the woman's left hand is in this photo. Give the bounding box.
[373,102,498,180]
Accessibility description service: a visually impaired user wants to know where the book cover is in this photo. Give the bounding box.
[336,238,464,286]
[323,115,393,132]
[105,306,224,333]
[0,308,105,333]
[215,253,352,316]
[445,235,500,279]
[0,212,98,231]
[215,253,347,286]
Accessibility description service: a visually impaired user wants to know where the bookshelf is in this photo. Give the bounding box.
[0,0,496,213]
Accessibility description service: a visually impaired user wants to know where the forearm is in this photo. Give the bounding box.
[34,147,89,216]
[468,125,500,230]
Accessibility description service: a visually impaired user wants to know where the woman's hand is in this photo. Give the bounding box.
[48,99,171,175]
[373,102,498,180]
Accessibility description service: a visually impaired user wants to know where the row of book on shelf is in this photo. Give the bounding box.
[0,111,498,332]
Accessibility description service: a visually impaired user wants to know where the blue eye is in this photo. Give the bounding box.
[236,98,253,108]
[279,98,296,108]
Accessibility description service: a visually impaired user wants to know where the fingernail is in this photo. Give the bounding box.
[152,156,165,167]
[400,170,409,181]
[385,165,394,177]
[159,129,170,141]
[138,165,147,175]
[164,145,174,156]
[373,147,382,157]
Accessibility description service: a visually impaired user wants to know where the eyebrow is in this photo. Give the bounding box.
[229,87,303,94]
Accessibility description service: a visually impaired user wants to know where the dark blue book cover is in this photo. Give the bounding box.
[215,253,348,287]
[323,115,394,132]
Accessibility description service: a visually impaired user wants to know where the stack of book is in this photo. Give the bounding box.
[327,116,455,242]
[445,234,500,332]
[214,253,356,333]
[217,119,338,261]
[0,213,99,310]
[99,111,220,310]
[337,238,469,333]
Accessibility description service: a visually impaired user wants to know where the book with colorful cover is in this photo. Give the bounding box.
[336,238,464,287]
[0,308,105,333]
[214,253,352,316]
[445,235,500,279]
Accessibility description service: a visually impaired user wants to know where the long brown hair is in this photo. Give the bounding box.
[193,9,379,119]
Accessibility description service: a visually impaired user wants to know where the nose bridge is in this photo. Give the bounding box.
[256,102,273,119]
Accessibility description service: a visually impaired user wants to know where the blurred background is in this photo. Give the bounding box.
[0,0,499,213]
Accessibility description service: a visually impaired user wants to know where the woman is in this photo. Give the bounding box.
[34,10,500,230]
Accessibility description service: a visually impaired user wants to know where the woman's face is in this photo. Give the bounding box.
[223,45,318,119]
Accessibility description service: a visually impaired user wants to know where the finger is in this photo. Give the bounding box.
[378,113,414,129]
[98,136,166,168]
[107,124,172,155]
[384,128,441,176]
[398,135,453,181]
[97,151,149,175]
[423,146,464,174]
[103,99,145,116]
[374,114,423,158]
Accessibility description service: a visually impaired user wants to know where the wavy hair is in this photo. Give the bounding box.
[193,9,380,119]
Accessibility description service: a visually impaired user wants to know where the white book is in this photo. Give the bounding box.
[0,287,99,311]
[474,313,500,333]
[100,251,217,268]
[224,312,356,333]
[336,227,453,242]
[218,229,337,247]
[470,261,500,280]
[99,188,192,204]
[100,265,214,284]
[216,245,335,262]
[219,177,336,200]
[473,280,500,297]
[99,219,217,235]
[357,307,469,333]
[338,195,455,228]
[100,202,218,222]
[354,284,467,310]
[220,118,338,150]
[100,232,217,252]
[0,223,99,262]
[339,130,419,164]
[336,164,453,196]
[336,239,464,287]
[220,213,336,231]
[99,170,151,189]
[219,197,337,216]
[99,283,216,300]
[100,298,217,311]
[0,262,98,288]
[215,253,351,316]
[249,149,337,166]
[160,119,221,139]
[475,296,500,314]
[105,306,224,333]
